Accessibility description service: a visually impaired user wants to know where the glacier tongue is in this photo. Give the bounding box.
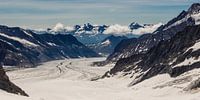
[1,57,199,100]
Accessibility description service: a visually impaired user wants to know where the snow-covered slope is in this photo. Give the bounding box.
[88,35,128,55]
[0,57,199,100]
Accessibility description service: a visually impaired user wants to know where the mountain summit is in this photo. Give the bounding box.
[188,3,200,14]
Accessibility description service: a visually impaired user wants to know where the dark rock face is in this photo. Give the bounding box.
[104,25,200,86]
[0,45,28,96]
[0,25,100,67]
[129,22,143,30]
[104,3,200,64]
[98,25,108,33]
[188,3,200,14]
[73,23,108,35]
[74,25,81,31]
[0,66,28,96]
[83,23,94,31]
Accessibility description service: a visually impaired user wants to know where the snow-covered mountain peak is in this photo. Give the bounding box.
[188,3,200,25]
[129,22,143,30]
[163,3,200,31]
[44,22,161,36]
[188,3,200,14]
[33,23,161,45]
[73,23,108,35]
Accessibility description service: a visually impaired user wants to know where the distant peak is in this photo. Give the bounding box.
[188,3,200,14]
[130,22,140,26]
[129,22,143,30]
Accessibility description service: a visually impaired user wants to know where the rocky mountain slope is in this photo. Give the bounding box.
[88,35,128,55]
[103,24,200,88]
[0,25,100,67]
[0,44,28,96]
[103,3,200,64]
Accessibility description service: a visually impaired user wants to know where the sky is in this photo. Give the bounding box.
[0,0,199,29]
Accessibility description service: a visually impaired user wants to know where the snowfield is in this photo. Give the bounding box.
[1,57,200,100]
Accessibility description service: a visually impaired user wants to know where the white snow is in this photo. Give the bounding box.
[185,40,200,53]
[52,23,65,32]
[0,33,38,47]
[101,39,111,46]
[191,13,200,25]
[50,23,162,36]
[131,23,163,35]
[164,15,190,31]
[1,57,200,100]
[47,42,57,46]
[104,24,130,35]
[23,30,33,37]
[172,40,200,67]
[187,41,200,51]
[104,23,162,35]
[173,40,200,68]
[173,57,200,68]
[0,39,14,46]
[52,23,75,32]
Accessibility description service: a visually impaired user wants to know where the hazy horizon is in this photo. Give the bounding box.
[0,0,199,29]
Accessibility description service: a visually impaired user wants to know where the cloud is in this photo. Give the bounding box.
[50,22,162,35]
[52,23,75,32]
[131,23,163,35]
[104,24,130,35]
[53,23,64,32]
[104,23,163,35]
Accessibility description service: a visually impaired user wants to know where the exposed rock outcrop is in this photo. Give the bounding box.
[184,78,200,91]
[0,44,28,96]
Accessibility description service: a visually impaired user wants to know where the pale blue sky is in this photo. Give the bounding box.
[0,0,199,28]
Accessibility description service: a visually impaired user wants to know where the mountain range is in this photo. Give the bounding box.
[0,25,100,67]
[34,22,161,55]
[1,3,200,97]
